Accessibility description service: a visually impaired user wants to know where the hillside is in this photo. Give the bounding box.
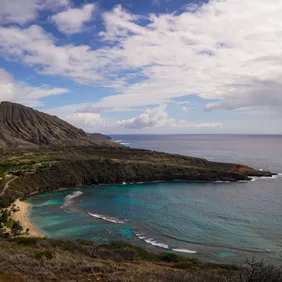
[87,132,112,140]
[0,102,115,150]
[0,237,280,282]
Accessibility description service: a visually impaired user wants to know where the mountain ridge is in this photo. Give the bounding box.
[0,101,115,150]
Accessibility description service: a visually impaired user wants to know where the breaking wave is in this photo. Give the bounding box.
[62,191,83,208]
[88,212,127,224]
[135,232,169,249]
[251,174,281,182]
[135,232,197,253]
[172,248,197,254]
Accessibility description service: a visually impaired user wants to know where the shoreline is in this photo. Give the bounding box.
[10,199,43,237]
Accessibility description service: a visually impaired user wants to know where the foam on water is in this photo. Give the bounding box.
[251,174,281,182]
[172,248,197,254]
[135,232,169,249]
[113,139,131,146]
[121,143,130,146]
[62,191,83,208]
[88,212,127,224]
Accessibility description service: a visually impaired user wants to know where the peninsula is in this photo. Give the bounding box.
[0,101,273,208]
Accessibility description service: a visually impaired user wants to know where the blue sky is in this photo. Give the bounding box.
[0,0,281,134]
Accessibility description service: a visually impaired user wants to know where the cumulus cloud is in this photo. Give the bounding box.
[77,0,282,114]
[51,3,96,34]
[0,68,68,106]
[1,0,282,117]
[118,104,173,129]
[0,0,69,25]
[118,104,222,130]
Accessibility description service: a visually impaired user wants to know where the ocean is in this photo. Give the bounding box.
[28,135,282,264]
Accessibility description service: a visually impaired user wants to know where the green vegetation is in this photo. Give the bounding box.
[34,249,54,259]
[0,145,261,210]
[10,236,42,246]
[11,221,23,236]
[0,208,24,237]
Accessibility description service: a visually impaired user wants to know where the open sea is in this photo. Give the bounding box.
[28,135,282,264]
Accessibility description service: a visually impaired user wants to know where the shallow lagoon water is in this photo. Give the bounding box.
[28,135,282,264]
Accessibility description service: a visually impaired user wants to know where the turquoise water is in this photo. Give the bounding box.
[28,135,282,264]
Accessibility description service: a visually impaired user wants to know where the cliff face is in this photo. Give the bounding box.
[0,102,115,149]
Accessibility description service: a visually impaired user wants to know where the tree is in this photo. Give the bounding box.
[11,221,23,236]
[0,209,9,223]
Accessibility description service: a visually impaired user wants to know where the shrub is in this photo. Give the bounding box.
[34,249,54,260]
[0,209,9,223]
[161,253,186,263]
[11,221,23,236]
[235,258,282,282]
[12,237,41,246]
[109,242,158,261]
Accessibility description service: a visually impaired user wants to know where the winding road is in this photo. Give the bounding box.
[0,176,18,197]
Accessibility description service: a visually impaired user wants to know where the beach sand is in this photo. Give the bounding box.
[10,199,43,237]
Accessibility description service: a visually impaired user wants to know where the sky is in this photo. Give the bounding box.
[0,0,281,134]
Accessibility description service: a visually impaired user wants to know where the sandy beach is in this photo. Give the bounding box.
[10,199,43,237]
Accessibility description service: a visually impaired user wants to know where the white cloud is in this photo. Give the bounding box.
[0,68,68,106]
[0,0,70,25]
[15,83,69,107]
[78,0,282,114]
[0,0,282,119]
[0,69,16,101]
[118,104,173,129]
[0,24,120,85]
[118,104,222,130]
[181,106,189,114]
[51,3,96,34]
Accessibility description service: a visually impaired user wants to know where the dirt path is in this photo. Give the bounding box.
[0,176,18,196]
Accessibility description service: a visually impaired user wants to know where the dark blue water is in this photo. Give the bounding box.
[28,135,282,264]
